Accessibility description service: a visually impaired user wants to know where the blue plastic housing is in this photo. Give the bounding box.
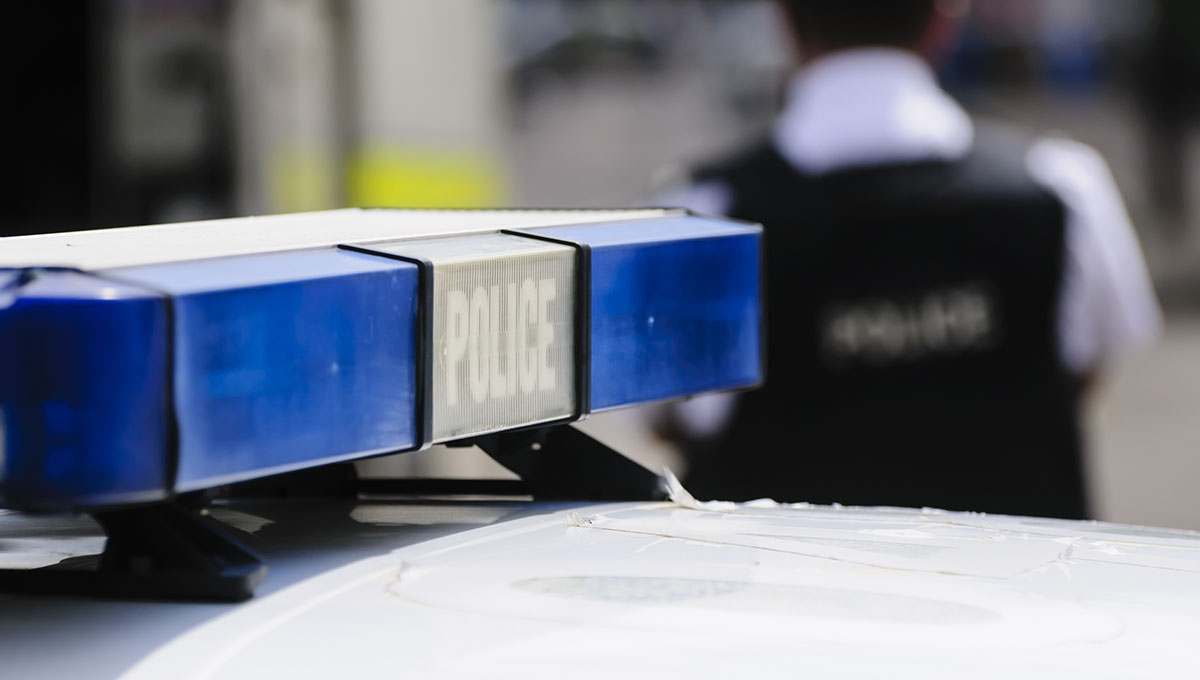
[527,216,762,410]
[0,270,170,510]
[0,215,762,511]
[112,249,420,491]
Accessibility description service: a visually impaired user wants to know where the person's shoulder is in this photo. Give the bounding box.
[957,119,1121,211]
[957,119,1053,185]
[1019,129,1134,239]
[653,137,784,216]
[955,116,1117,200]
[690,137,784,186]
[1023,133,1121,201]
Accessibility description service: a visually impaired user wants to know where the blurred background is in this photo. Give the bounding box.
[4,0,1199,528]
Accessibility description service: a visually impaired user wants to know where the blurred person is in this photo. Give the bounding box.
[660,0,1161,519]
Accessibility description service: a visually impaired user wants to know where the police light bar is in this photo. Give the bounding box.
[0,209,762,512]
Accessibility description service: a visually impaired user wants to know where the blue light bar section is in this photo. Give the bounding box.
[525,216,762,410]
[0,214,763,512]
[112,249,419,491]
[0,270,170,510]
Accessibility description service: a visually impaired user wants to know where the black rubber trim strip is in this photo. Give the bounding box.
[756,223,767,391]
[338,244,434,450]
[500,228,592,421]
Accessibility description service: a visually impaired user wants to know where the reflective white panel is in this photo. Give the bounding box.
[375,233,577,442]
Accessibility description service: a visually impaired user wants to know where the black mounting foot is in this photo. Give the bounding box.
[475,424,666,501]
[0,503,266,602]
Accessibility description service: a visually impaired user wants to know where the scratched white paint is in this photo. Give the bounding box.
[117,494,1200,680]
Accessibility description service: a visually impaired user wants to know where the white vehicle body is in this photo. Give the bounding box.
[4,480,1200,679]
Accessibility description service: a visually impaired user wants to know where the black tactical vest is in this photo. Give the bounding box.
[683,124,1087,519]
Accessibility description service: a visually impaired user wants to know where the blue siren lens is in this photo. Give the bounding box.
[0,270,170,510]
[0,212,762,511]
[521,217,763,410]
[111,249,422,492]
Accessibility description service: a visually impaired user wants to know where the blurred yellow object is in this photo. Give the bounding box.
[270,147,339,213]
[348,147,505,209]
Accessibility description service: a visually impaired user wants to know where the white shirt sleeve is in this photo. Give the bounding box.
[1025,137,1164,375]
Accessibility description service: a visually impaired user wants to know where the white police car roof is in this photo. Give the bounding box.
[5,480,1200,679]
